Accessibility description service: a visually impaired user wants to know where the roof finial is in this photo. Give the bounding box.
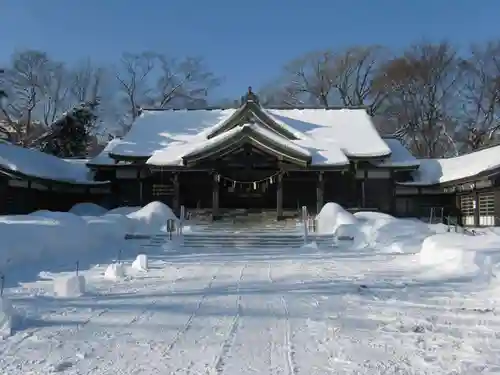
[243,86,259,104]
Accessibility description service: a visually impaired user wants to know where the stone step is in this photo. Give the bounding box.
[182,235,304,241]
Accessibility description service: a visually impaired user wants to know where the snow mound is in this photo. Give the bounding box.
[355,212,433,253]
[104,263,125,280]
[132,254,148,271]
[69,203,107,216]
[0,201,180,272]
[316,202,357,234]
[126,201,178,234]
[419,233,500,280]
[54,275,86,297]
[107,206,142,216]
[0,297,14,339]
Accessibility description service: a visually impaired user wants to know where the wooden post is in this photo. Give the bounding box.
[302,205,308,244]
[474,189,480,227]
[179,205,185,235]
[316,172,324,214]
[276,173,283,220]
[212,173,220,220]
[173,173,180,215]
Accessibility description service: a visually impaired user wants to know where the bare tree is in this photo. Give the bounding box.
[2,50,53,144]
[70,58,106,103]
[373,41,462,157]
[263,46,388,113]
[458,41,500,151]
[279,50,339,107]
[42,61,70,127]
[115,52,156,124]
[332,46,389,115]
[154,55,221,108]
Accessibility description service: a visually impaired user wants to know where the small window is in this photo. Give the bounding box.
[460,195,475,216]
[478,193,494,216]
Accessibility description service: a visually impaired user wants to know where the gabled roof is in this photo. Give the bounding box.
[183,123,311,167]
[89,99,393,168]
[206,100,300,140]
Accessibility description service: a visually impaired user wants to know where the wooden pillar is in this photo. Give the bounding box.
[173,172,180,215]
[361,180,366,208]
[276,172,284,220]
[474,189,480,227]
[212,173,220,220]
[316,171,324,214]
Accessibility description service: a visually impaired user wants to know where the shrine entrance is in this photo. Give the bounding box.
[218,169,279,209]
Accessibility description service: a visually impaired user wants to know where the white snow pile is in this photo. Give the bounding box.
[104,263,126,280]
[418,232,500,281]
[0,201,178,271]
[315,202,358,235]
[131,254,148,271]
[0,297,15,339]
[69,203,108,217]
[354,211,434,253]
[126,201,178,234]
[53,275,86,298]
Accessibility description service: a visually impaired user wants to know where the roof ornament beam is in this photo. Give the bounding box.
[240,86,259,105]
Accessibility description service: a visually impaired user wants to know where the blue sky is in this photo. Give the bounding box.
[1,0,498,99]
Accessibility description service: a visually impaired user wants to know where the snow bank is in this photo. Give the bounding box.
[315,202,357,234]
[0,297,14,339]
[0,201,176,273]
[354,212,434,253]
[419,233,500,280]
[107,206,142,216]
[53,275,86,297]
[126,201,178,234]
[69,203,107,217]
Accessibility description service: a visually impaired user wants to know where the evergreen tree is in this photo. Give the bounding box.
[40,99,99,157]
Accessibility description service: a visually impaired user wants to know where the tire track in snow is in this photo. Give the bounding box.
[269,262,298,375]
[84,264,226,375]
[281,296,298,375]
[211,263,247,375]
[160,265,224,356]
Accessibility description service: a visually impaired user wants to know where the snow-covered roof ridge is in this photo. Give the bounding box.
[0,142,107,184]
[91,105,390,167]
[403,143,500,186]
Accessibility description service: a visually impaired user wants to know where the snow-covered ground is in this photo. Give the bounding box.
[0,203,500,374]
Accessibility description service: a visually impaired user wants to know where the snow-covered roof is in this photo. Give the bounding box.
[372,138,420,168]
[108,109,236,159]
[403,144,500,186]
[267,109,391,158]
[0,142,106,184]
[94,105,390,168]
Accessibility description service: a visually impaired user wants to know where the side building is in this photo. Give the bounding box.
[396,144,500,226]
[0,141,110,214]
